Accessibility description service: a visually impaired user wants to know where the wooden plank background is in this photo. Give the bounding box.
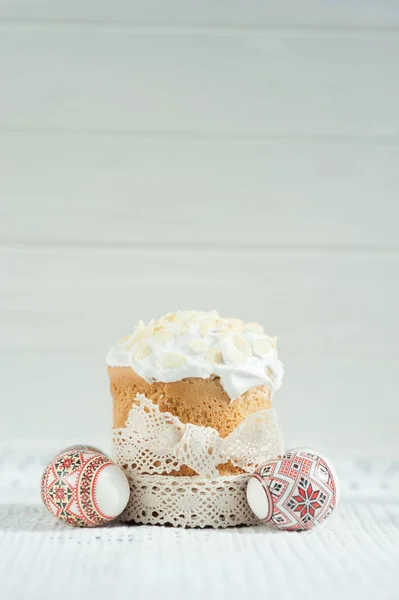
[1,1,398,454]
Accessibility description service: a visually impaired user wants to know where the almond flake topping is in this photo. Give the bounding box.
[188,339,208,354]
[233,334,252,357]
[252,338,272,356]
[206,346,223,364]
[244,322,264,335]
[154,330,174,344]
[157,353,187,368]
[135,341,151,360]
[225,347,247,364]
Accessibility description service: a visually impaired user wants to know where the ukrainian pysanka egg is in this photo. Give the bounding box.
[246,449,339,531]
[41,448,130,527]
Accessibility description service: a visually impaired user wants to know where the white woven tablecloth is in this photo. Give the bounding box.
[1,442,398,600]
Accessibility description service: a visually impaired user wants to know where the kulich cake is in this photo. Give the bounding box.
[108,310,285,527]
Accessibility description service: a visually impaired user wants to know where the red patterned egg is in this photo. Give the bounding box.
[246,449,339,531]
[41,449,130,527]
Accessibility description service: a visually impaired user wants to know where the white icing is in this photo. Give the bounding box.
[106,310,284,401]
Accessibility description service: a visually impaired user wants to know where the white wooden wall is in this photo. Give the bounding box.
[1,1,398,455]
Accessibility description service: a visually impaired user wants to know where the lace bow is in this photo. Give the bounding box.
[122,394,284,479]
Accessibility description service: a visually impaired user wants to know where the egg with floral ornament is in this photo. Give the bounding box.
[246,449,339,531]
[41,448,130,527]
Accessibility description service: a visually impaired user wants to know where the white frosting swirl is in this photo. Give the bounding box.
[106,310,284,401]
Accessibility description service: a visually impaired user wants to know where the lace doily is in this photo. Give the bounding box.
[112,393,284,527]
[113,394,284,478]
[119,473,258,528]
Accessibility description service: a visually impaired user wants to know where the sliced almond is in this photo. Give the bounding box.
[225,346,247,364]
[154,329,174,344]
[134,341,151,360]
[169,312,182,322]
[157,353,187,368]
[131,324,154,344]
[179,310,196,320]
[117,334,131,345]
[207,309,219,319]
[124,337,137,351]
[199,318,217,336]
[244,322,264,335]
[252,337,272,356]
[225,318,244,331]
[233,334,252,357]
[172,311,193,323]
[215,330,230,340]
[205,346,223,364]
[188,339,208,354]
[176,325,189,335]
[265,367,274,377]
[200,317,217,329]
[187,315,200,327]
[163,312,175,322]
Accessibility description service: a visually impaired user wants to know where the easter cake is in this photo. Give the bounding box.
[108,310,285,527]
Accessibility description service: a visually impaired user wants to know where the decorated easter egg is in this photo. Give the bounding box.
[247,449,339,531]
[41,449,130,527]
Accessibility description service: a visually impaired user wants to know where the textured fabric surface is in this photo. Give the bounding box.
[0,501,398,600]
[1,442,398,599]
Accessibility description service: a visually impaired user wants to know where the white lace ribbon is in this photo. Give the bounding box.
[115,393,284,479]
[119,473,259,528]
